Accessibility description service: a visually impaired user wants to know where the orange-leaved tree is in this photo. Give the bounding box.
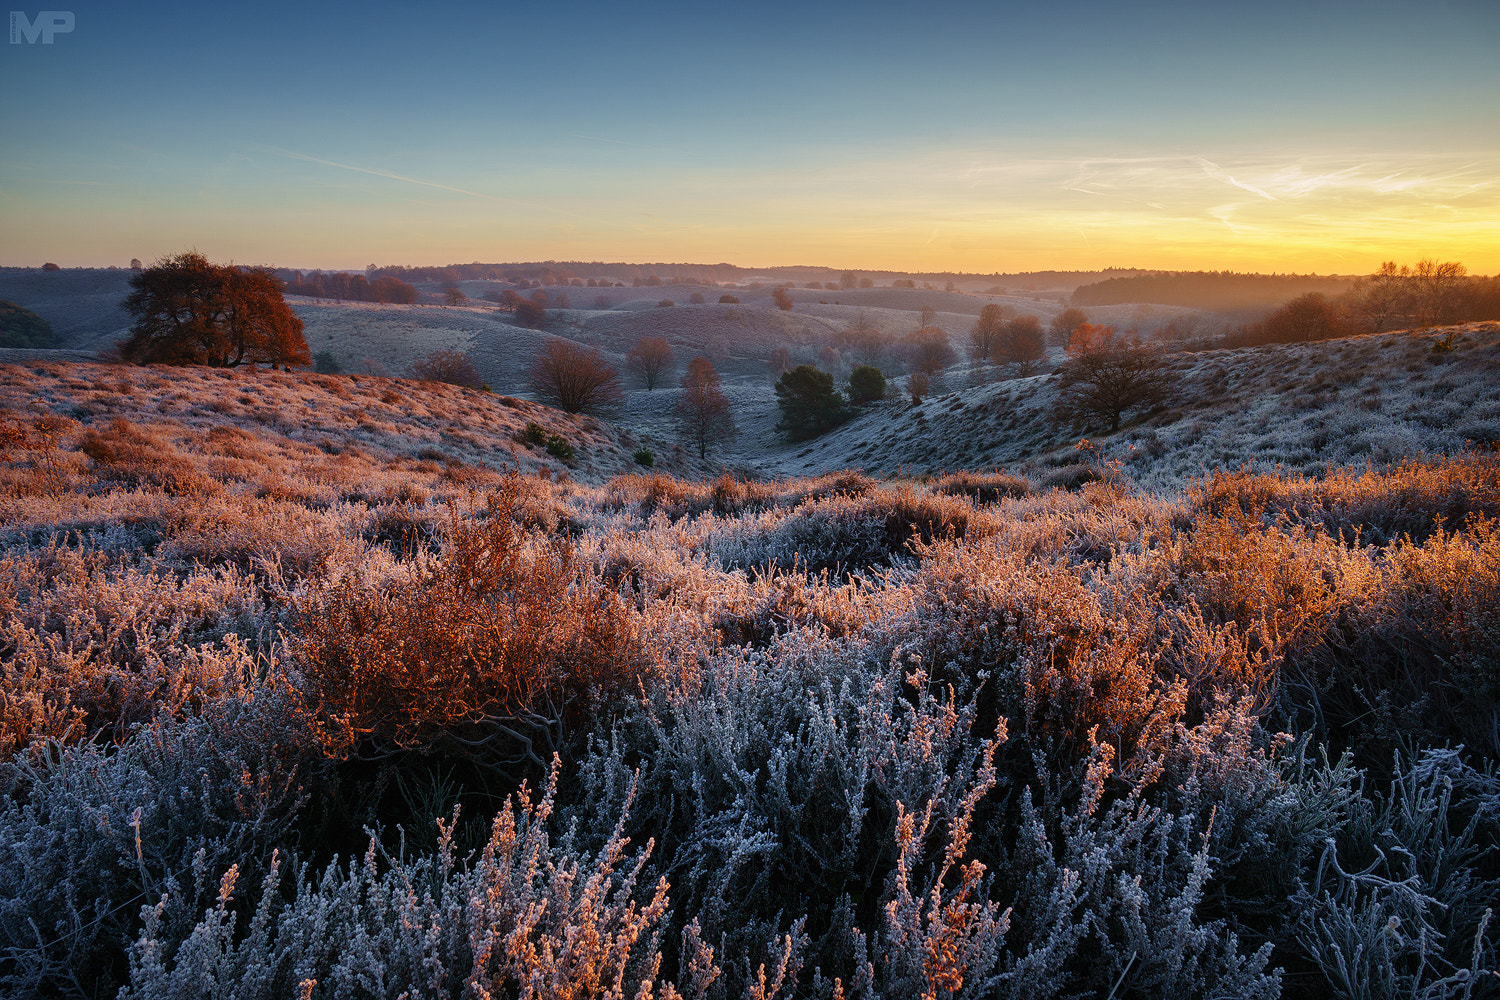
[119,251,309,368]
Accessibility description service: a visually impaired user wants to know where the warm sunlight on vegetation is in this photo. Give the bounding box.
[1,343,1497,997]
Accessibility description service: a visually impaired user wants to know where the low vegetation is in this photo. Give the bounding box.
[0,353,1496,998]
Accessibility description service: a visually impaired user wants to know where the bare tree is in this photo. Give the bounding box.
[626,336,675,389]
[995,315,1046,373]
[767,347,792,379]
[1413,258,1468,326]
[527,339,623,415]
[1352,261,1412,332]
[773,286,793,311]
[1049,307,1089,347]
[1054,337,1176,432]
[677,356,736,458]
[410,349,484,388]
[969,303,1012,363]
[905,326,956,376]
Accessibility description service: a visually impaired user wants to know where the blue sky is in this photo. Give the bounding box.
[3,0,1497,272]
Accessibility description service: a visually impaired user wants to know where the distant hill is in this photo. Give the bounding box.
[1071,270,1357,313]
[757,322,1500,487]
[0,267,133,352]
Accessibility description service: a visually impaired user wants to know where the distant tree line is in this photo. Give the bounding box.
[1071,271,1357,311]
[280,270,418,304]
[1220,259,1500,348]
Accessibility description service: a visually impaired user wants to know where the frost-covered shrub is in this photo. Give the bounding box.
[0,540,274,757]
[118,760,704,1000]
[1189,454,1500,546]
[0,689,320,998]
[932,468,1031,504]
[289,489,650,757]
[571,637,1006,996]
[994,745,1283,1000]
[708,485,980,575]
[1291,747,1500,999]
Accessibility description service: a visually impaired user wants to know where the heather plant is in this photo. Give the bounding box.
[1,355,1498,998]
[0,687,320,998]
[117,759,705,1000]
[288,482,651,760]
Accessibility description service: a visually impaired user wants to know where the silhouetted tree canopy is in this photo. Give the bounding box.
[1071,271,1354,311]
[0,299,55,349]
[775,365,850,440]
[119,252,309,368]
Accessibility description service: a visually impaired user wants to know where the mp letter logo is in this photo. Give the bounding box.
[11,10,74,44]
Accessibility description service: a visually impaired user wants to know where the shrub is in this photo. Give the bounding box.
[520,421,547,445]
[288,485,649,756]
[311,350,341,374]
[772,286,793,311]
[116,759,693,1000]
[545,434,574,460]
[408,349,483,389]
[526,339,623,415]
[0,691,319,998]
[633,447,654,467]
[718,294,740,304]
[513,298,547,329]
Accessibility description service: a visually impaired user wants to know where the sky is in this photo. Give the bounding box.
[2,0,1498,274]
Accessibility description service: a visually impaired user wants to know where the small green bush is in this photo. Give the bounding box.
[546,434,574,460]
[633,448,654,467]
[521,422,547,445]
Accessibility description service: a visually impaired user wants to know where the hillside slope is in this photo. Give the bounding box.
[755,322,1500,487]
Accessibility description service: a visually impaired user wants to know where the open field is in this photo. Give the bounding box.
[1,334,1497,997]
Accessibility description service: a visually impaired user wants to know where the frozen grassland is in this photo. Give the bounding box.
[0,331,1497,999]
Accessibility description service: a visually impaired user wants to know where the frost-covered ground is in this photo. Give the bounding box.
[1,345,1497,999]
